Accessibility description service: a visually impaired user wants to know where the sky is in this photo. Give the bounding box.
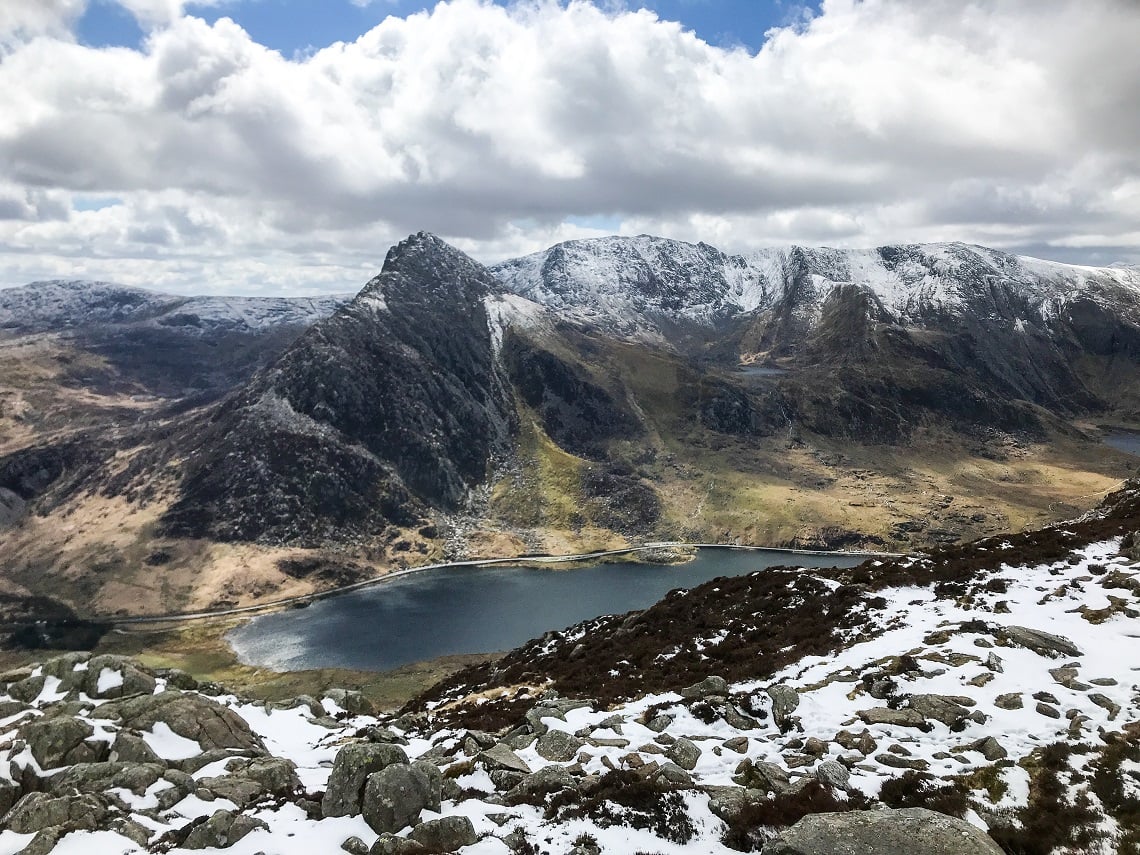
[0,0,1138,296]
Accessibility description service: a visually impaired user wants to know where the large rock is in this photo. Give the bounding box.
[361,762,442,834]
[325,688,375,716]
[666,737,701,771]
[109,731,164,765]
[767,684,800,731]
[536,730,584,763]
[908,694,974,727]
[506,765,576,804]
[323,743,410,817]
[762,807,1003,854]
[92,691,263,753]
[813,759,850,790]
[237,756,302,796]
[733,759,790,794]
[50,762,165,796]
[82,655,157,700]
[409,816,479,853]
[680,675,729,699]
[478,743,531,774]
[182,809,268,850]
[1,792,107,834]
[7,675,46,703]
[858,707,931,729]
[998,626,1082,658]
[18,716,107,769]
[0,779,19,817]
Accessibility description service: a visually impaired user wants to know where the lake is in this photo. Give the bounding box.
[227,548,869,672]
[1104,432,1140,456]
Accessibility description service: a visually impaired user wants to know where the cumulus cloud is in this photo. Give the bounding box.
[0,0,1137,294]
[0,0,87,44]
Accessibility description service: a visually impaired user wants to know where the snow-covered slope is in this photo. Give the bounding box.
[491,237,1140,342]
[0,280,349,335]
[2,481,1139,854]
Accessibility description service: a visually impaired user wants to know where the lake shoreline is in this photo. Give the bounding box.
[106,540,895,627]
[226,546,876,674]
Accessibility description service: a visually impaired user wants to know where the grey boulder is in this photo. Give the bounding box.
[767,684,800,730]
[998,626,1082,658]
[182,809,268,849]
[92,691,264,753]
[2,792,107,834]
[362,762,442,834]
[680,675,729,699]
[762,807,1002,854]
[536,730,584,762]
[18,716,108,770]
[409,815,479,853]
[323,743,410,817]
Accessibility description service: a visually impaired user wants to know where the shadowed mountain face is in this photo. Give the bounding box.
[158,233,518,545]
[497,238,1140,435]
[0,281,348,399]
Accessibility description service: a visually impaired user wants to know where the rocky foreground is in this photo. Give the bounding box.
[2,484,1140,854]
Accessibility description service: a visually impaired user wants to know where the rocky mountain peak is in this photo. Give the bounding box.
[364,232,500,309]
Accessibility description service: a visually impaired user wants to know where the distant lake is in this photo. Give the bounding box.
[1104,432,1140,456]
[228,548,869,672]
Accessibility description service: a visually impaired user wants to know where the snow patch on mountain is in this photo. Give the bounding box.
[491,236,1140,342]
[0,280,350,334]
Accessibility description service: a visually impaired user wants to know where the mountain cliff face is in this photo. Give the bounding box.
[160,233,517,545]
[494,238,1140,433]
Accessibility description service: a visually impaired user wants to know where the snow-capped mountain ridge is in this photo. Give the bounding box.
[0,280,350,334]
[491,236,1140,341]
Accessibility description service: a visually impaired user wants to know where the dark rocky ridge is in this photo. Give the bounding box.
[159,233,517,545]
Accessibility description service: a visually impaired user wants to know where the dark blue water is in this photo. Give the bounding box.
[227,548,868,672]
[1104,432,1140,456]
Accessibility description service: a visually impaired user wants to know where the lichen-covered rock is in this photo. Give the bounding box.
[82,655,157,699]
[49,761,165,796]
[761,807,1002,854]
[998,626,1082,658]
[181,809,268,850]
[409,815,479,853]
[325,688,375,716]
[18,715,107,769]
[733,759,790,794]
[91,691,263,753]
[7,675,46,703]
[109,731,164,765]
[654,762,693,787]
[858,707,930,729]
[813,759,850,790]
[907,694,975,727]
[506,765,576,805]
[323,743,410,818]
[361,763,441,834]
[536,730,583,763]
[478,743,531,774]
[2,792,107,834]
[767,684,800,731]
[666,737,701,771]
[680,675,729,699]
